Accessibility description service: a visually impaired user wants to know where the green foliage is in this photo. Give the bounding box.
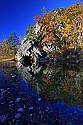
[0,32,19,60]
[41,7,47,15]
[26,24,38,42]
[8,32,19,53]
[56,8,65,15]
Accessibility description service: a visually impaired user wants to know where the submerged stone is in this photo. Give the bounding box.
[2,102,5,104]
[29,106,33,110]
[0,115,6,122]
[30,114,32,117]
[1,90,6,93]
[7,88,10,90]
[12,75,16,78]
[38,98,41,101]
[15,113,21,119]
[9,101,13,104]
[16,98,21,102]
[1,89,4,91]
[17,108,24,112]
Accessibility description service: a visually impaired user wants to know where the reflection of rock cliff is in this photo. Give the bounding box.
[16,62,83,107]
[16,62,42,81]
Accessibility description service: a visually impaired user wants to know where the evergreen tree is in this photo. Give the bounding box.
[41,7,46,15]
[8,32,19,54]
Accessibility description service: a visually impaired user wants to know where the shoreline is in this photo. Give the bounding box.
[0,58,15,62]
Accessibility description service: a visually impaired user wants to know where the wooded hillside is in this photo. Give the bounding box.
[27,3,83,50]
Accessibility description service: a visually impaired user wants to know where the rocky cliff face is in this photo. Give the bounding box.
[15,23,54,64]
[15,39,42,64]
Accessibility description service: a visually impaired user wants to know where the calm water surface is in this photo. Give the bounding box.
[0,61,83,125]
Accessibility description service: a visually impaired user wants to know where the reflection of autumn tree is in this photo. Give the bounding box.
[18,62,83,106]
[41,63,83,106]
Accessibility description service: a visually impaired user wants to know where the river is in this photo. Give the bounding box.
[0,61,83,125]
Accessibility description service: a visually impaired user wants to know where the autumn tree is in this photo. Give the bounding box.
[33,2,83,50]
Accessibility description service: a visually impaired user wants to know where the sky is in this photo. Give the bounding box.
[0,0,83,41]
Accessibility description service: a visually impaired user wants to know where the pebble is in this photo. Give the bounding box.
[39,111,42,114]
[9,101,13,104]
[24,105,25,108]
[0,115,6,122]
[1,89,4,92]
[7,88,10,90]
[8,121,12,125]
[2,102,5,104]
[8,104,12,108]
[15,113,21,119]
[12,75,16,78]
[29,106,33,110]
[17,108,24,112]
[12,119,15,122]
[30,114,32,117]
[1,94,4,96]
[16,120,19,124]
[0,96,4,99]
[1,90,6,94]
[16,98,21,102]
[38,98,41,101]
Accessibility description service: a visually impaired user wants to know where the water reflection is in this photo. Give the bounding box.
[16,62,83,107]
[0,61,83,125]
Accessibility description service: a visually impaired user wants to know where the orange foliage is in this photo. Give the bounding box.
[33,3,83,48]
[42,78,52,84]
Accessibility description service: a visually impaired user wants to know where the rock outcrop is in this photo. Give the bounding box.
[16,3,83,64]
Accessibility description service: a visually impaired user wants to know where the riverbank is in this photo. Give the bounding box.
[0,56,15,62]
[0,57,15,67]
[0,58,15,62]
